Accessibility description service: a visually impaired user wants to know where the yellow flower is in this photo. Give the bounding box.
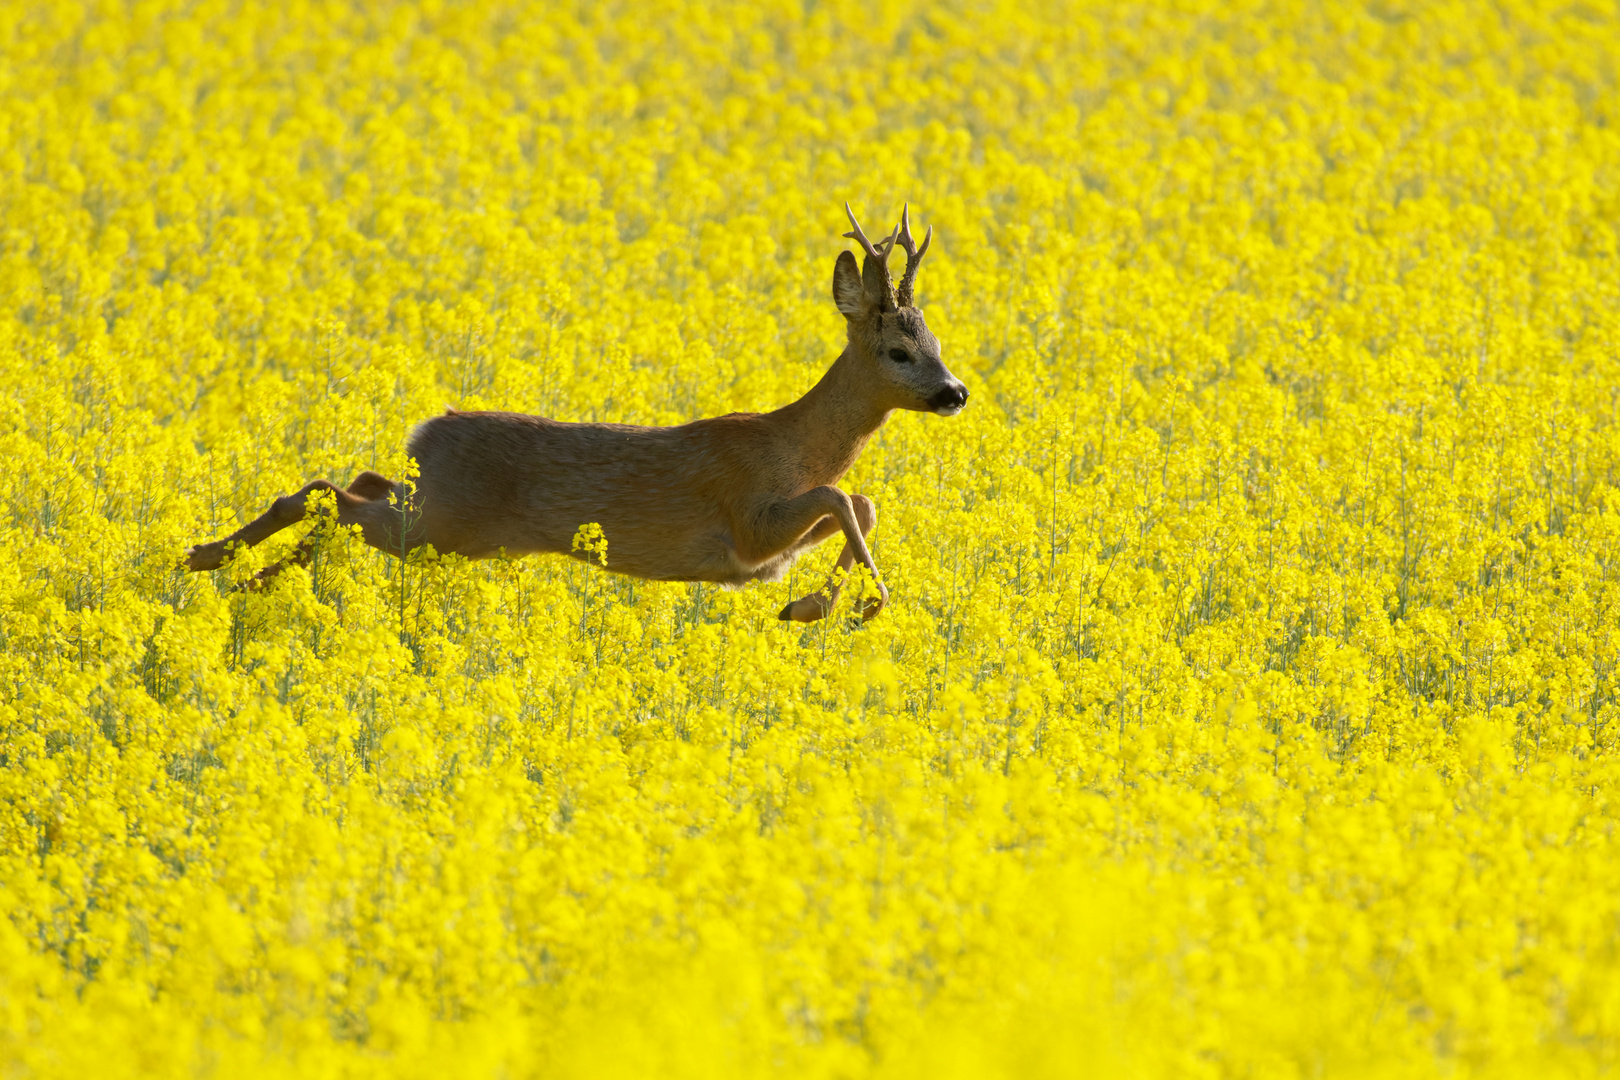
[3,0,1620,1076]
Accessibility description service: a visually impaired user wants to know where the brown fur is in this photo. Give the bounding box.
[184,206,968,623]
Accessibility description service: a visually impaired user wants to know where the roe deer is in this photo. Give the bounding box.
[185,204,968,623]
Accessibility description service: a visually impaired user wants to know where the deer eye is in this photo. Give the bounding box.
[887,348,911,363]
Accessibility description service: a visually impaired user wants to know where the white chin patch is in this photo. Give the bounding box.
[933,405,964,417]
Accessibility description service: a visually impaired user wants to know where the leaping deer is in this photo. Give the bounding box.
[185,204,968,623]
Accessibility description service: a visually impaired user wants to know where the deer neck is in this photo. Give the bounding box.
[781,349,891,483]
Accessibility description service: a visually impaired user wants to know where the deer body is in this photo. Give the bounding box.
[402,364,881,583]
[185,205,966,622]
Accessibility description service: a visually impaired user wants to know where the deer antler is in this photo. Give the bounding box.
[842,202,887,262]
[844,202,899,311]
[894,203,932,309]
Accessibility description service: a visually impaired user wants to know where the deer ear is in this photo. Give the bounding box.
[832,250,865,318]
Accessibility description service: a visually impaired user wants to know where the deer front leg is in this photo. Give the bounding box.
[734,486,886,623]
[779,494,882,624]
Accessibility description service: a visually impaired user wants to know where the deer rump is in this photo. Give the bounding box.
[405,409,812,585]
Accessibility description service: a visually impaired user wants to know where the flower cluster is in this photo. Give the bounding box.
[3,0,1620,1076]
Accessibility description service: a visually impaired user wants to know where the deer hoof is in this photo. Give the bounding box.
[779,594,831,623]
[859,583,889,623]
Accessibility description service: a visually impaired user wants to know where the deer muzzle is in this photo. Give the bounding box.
[929,383,970,417]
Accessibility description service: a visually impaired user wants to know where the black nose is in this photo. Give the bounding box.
[929,384,969,411]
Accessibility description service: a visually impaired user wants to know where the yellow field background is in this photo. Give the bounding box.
[3,0,1620,1075]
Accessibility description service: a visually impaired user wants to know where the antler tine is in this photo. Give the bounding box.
[842,202,889,265]
[894,203,932,308]
[894,203,915,252]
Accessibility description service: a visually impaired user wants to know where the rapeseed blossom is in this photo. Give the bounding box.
[3,0,1620,1076]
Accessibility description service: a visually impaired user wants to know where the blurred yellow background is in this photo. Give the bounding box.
[2,1,1619,1075]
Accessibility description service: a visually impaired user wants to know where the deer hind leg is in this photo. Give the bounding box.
[185,472,415,575]
[344,470,396,501]
[778,494,883,624]
[245,473,424,588]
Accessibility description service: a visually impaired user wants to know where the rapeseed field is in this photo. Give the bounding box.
[4,0,1620,1075]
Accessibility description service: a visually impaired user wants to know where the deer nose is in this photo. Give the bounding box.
[929,383,969,415]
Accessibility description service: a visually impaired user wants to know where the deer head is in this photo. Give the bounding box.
[833,204,969,416]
